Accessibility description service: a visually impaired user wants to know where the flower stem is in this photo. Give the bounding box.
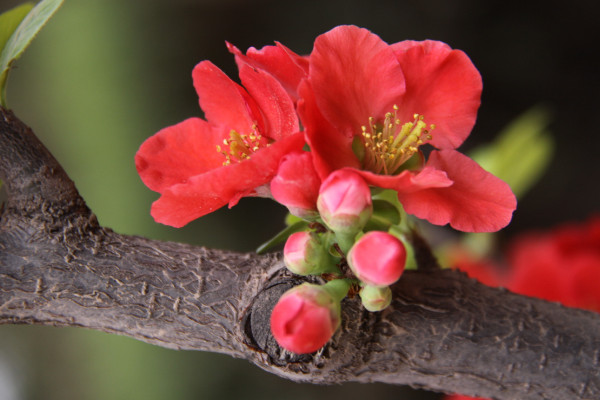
[323,279,352,302]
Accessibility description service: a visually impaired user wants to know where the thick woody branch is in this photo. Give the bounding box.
[1,106,599,400]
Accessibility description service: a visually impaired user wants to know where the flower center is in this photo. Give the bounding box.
[216,125,270,166]
[360,105,434,175]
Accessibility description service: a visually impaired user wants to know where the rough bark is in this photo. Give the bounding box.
[1,106,599,400]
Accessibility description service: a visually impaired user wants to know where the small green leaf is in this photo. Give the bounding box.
[0,3,34,54]
[284,212,304,226]
[470,106,554,199]
[0,0,65,106]
[256,220,309,254]
[364,199,401,231]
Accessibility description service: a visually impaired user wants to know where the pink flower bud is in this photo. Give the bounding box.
[283,231,329,275]
[317,169,372,234]
[360,285,392,312]
[347,231,406,286]
[271,152,321,219]
[270,282,345,354]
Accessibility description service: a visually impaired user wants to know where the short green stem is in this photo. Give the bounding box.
[335,232,356,255]
[323,279,352,302]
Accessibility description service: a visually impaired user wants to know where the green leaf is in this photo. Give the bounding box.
[0,3,34,54]
[256,220,309,254]
[470,106,554,199]
[364,199,400,231]
[284,212,304,226]
[0,0,65,106]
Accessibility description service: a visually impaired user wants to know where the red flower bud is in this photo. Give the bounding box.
[317,169,372,234]
[270,282,347,354]
[348,231,406,286]
[283,231,330,275]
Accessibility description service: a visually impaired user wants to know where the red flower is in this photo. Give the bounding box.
[298,25,516,232]
[135,55,304,227]
[507,216,600,312]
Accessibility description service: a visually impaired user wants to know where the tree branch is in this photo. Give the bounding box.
[1,106,598,400]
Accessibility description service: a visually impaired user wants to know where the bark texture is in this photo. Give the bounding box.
[1,106,599,400]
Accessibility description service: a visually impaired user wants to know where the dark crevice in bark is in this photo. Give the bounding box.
[1,106,599,400]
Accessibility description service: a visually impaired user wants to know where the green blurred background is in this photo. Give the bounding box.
[0,1,599,399]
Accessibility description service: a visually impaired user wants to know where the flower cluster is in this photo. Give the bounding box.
[136,25,516,354]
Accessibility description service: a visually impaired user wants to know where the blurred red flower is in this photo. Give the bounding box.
[445,395,487,400]
[507,215,600,311]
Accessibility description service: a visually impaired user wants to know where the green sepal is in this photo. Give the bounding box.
[322,231,343,258]
[322,278,352,303]
[364,199,401,231]
[371,189,413,233]
[0,0,65,106]
[333,231,358,255]
[256,220,308,254]
[285,212,303,226]
[388,225,418,270]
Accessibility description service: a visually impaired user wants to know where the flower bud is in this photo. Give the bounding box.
[360,285,392,312]
[347,231,406,286]
[283,231,331,275]
[317,169,372,235]
[271,152,321,219]
[270,281,349,354]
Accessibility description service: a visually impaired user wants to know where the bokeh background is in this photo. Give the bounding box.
[1,0,599,399]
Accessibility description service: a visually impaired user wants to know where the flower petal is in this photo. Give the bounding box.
[391,40,482,149]
[353,165,453,193]
[135,118,223,193]
[150,132,305,227]
[271,151,321,215]
[229,41,308,102]
[397,150,516,232]
[298,80,361,179]
[192,61,256,133]
[309,25,406,136]
[237,59,299,140]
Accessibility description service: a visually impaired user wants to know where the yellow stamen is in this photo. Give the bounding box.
[216,125,270,166]
[360,105,434,175]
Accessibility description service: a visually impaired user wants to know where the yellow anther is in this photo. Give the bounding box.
[358,105,434,175]
[217,125,269,165]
